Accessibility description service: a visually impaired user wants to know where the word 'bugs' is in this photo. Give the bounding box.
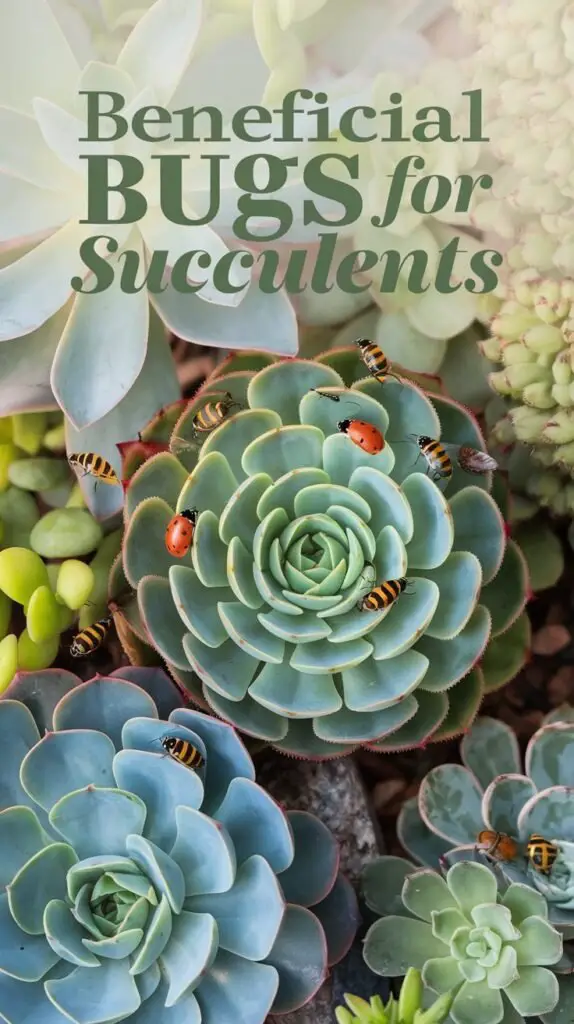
[68,452,119,486]
[527,834,558,874]
[165,507,198,558]
[355,338,401,384]
[161,736,204,770]
[358,577,412,612]
[476,830,518,862]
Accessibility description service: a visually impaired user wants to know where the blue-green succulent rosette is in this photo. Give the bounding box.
[0,667,358,1024]
[362,857,566,1024]
[120,350,530,758]
[397,711,574,944]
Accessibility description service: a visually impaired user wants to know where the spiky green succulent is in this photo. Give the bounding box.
[119,350,530,757]
[397,709,574,945]
[335,969,454,1024]
[0,412,123,687]
[0,666,358,1024]
[483,273,574,517]
[362,858,564,1024]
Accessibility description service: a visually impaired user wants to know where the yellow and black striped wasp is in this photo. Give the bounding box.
[355,339,402,384]
[172,391,241,453]
[356,566,414,612]
[527,834,559,875]
[69,616,112,657]
[160,736,204,771]
[68,451,120,486]
[408,434,497,484]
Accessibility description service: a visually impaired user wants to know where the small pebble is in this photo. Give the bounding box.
[531,625,570,656]
[548,666,574,705]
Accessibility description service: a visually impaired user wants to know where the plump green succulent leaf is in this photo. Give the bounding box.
[30,509,103,559]
[540,975,574,1024]
[480,613,531,694]
[431,669,484,742]
[517,787,574,842]
[368,689,449,753]
[460,717,522,788]
[114,749,203,851]
[46,957,141,1024]
[50,788,147,861]
[416,606,491,693]
[419,765,483,847]
[362,856,417,918]
[20,730,115,811]
[364,916,445,976]
[483,774,537,838]
[480,541,528,637]
[525,724,574,791]
[8,842,78,934]
[449,488,505,585]
[53,678,158,749]
[397,799,454,868]
[514,522,564,592]
[277,812,338,907]
[265,904,327,1012]
[312,872,359,967]
[214,777,294,874]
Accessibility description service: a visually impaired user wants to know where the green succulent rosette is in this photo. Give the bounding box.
[120,351,529,757]
[397,711,574,946]
[0,667,358,1024]
[363,858,564,1024]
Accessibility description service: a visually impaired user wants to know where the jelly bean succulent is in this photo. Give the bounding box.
[0,666,358,1024]
[362,857,564,1024]
[335,969,454,1024]
[120,349,529,757]
[397,711,574,940]
[483,274,574,518]
[0,412,123,688]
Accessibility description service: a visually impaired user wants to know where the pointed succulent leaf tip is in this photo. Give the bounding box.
[361,854,563,1021]
[120,354,527,756]
[0,669,352,1023]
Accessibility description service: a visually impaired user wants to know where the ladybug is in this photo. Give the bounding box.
[338,418,384,454]
[165,508,198,558]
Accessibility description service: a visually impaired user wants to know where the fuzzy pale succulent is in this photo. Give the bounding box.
[363,858,564,1024]
[483,274,574,517]
[397,710,574,944]
[0,666,358,1024]
[118,349,529,758]
[335,968,454,1024]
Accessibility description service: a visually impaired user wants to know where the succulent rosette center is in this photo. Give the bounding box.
[122,354,528,757]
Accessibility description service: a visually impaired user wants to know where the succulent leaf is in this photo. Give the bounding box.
[0,669,355,1023]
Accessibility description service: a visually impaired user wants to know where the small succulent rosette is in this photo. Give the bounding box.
[398,711,574,941]
[120,351,530,758]
[0,667,358,1024]
[362,858,564,1024]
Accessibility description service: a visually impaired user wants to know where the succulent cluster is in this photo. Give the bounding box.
[0,412,122,687]
[454,0,574,279]
[336,969,454,1024]
[363,857,564,1024]
[483,274,574,517]
[0,666,358,1024]
[397,711,574,937]
[120,350,530,757]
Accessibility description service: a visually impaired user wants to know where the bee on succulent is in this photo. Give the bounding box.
[68,451,120,486]
[171,391,241,452]
[69,591,134,657]
[408,435,497,482]
[355,338,402,384]
[476,830,518,861]
[526,834,559,874]
[357,574,413,612]
[165,507,198,558]
[408,435,453,484]
[69,616,112,657]
[160,736,204,770]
